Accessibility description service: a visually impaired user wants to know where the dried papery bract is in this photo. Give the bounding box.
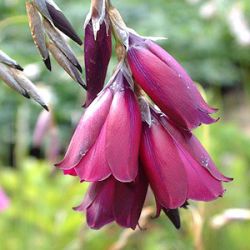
[0,50,48,110]
[26,0,86,89]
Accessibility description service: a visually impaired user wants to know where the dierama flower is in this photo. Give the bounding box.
[127,33,217,130]
[84,0,112,107]
[56,66,141,182]
[74,167,148,229]
[140,107,232,210]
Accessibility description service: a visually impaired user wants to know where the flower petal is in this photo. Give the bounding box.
[105,77,141,182]
[140,119,188,209]
[73,121,111,182]
[160,116,232,182]
[56,88,113,169]
[145,39,217,114]
[113,167,148,229]
[178,148,225,201]
[84,178,115,229]
[127,45,216,130]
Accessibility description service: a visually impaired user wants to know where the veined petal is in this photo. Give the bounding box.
[74,121,111,182]
[140,119,188,209]
[105,76,141,182]
[114,167,148,229]
[127,45,216,130]
[160,116,232,182]
[84,178,115,229]
[84,21,112,107]
[178,147,225,201]
[56,88,113,169]
[145,39,217,114]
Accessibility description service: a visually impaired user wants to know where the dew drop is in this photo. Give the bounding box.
[201,155,209,168]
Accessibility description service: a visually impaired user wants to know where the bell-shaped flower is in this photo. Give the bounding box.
[84,0,112,107]
[56,67,141,182]
[140,108,231,210]
[127,33,217,130]
[74,167,148,229]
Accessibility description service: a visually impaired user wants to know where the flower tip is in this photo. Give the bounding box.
[43,58,52,71]
[42,104,49,111]
[16,64,24,71]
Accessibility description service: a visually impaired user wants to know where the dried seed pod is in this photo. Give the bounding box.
[43,19,82,72]
[0,50,23,71]
[33,0,82,45]
[26,1,51,70]
[47,42,86,89]
[0,63,29,98]
[9,68,49,110]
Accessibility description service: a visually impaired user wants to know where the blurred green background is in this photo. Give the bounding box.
[1,0,250,249]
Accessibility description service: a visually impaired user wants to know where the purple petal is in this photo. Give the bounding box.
[56,88,113,170]
[127,45,216,130]
[73,121,111,182]
[178,148,225,201]
[84,21,112,107]
[113,167,148,229]
[160,116,232,182]
[105,78,141,182]
[84,178,115,229]
[145,39,217,114]
[140,119,188,209]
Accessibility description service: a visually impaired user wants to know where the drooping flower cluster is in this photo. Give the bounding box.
[56,0,232,230]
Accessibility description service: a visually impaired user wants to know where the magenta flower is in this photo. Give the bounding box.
[74,167,148,229]
[127,33,217,130]
[140,108,231,210]
[84,1,112,107]
[56,69,141,182]
[0,188,10,212]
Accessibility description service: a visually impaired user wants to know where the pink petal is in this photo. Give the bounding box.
[105,77,141,182]
[113,167,148,229]
[140,119,188,209]
[145,39,217,114]
[84,178,115,229]
[178,147,224,201]
[73,121,111,182]
[32,110,52,147]
[127,45,216,130]
[56,88,113,169]
[160,116,232,182]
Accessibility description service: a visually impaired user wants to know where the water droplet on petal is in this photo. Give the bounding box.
[201,155,209,168]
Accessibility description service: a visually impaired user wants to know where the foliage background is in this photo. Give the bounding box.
[0,0,250,249]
